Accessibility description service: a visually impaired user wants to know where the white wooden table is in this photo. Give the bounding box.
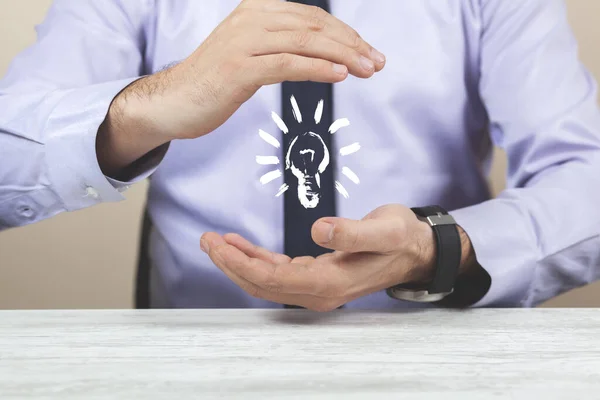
[0,309,599,399]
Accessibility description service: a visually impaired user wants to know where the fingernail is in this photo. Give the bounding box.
[360,56,374,72]
[200,238,209,253]
[315,222,334,243]
[371,48,386,64]
[333,63,348,75]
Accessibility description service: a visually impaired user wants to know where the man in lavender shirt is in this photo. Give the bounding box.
[1,0,600,310]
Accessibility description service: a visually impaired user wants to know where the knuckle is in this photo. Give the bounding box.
[339,46,356,64]
[228,13,242,28]
[294,31,313,49]
[307,15,326,31]
[211,243,228,259]
[309,5,327,20]
[349,30,362,50]
[348,224,362,250]
[274,53,293,69]
[307,57,322,74]
[228,11,247,28]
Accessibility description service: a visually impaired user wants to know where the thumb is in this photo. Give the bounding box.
[311,217,399,253]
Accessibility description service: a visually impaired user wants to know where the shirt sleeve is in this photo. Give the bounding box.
[0,0,156,230]
[450,0,600,307]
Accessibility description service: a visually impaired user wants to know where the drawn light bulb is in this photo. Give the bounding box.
[285,131,330,209]
[256,97,359,204]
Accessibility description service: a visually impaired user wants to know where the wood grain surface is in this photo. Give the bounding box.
[0,309,599,399]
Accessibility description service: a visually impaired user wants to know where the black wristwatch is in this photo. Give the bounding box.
[386,206,462,302]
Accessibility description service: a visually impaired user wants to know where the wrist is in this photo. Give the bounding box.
[409,222,475,285]
[112,75,175,145]
[97,77,171,177]
[457,226,477,274]
[408,219,437,284]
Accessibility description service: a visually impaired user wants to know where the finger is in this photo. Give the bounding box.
[238,0,384,71]
[204,232,281,291]
[223,233,291,264]
[249,31,375,78]
[202,232,324,296]
[247,54,348,85]
[291,256,317,264]
[311,217,403,254]
[255,1,383,63]
[219,260,340,311]
[260,11,385,71]
[215,256,315,308]
[204,233,342,310]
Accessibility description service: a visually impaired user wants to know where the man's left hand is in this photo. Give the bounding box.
[200,204,467,311]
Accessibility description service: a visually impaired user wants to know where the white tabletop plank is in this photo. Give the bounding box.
[0,309,599,399]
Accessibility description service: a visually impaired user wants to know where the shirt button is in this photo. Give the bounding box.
[17,205,35,219]
[117,185,130,193]
[85,186,100,199]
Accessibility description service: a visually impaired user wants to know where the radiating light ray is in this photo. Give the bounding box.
[335,181,350,199]
[340,142,361,156]
[259,129,281,148]
[290,95,302,123]
[314,99,324,124]
[272,111,289,134]
[329,118,350,134]
[260,169,282,185]
[256,156,280,165]
[275,184,289,197]
[342,167,360,185]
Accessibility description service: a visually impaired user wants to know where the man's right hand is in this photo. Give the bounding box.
[97,0,385,177]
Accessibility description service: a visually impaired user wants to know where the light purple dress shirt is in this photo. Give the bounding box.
[2,0,600,308]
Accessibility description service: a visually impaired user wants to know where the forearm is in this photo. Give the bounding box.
[450,155,600,307]
[96,76,172,179]
[462,0,600,307]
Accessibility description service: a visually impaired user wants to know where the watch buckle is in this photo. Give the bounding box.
[425,212,456,227]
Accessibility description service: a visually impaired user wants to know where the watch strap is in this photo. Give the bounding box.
[411,206,461,294]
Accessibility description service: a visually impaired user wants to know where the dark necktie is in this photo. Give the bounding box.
[282,0,336,261]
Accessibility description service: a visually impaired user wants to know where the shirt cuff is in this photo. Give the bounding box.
[106,142,170,191]
[450,197,538,307]
[44,78,147,211]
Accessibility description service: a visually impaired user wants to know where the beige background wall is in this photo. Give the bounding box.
[0,1,599,309]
